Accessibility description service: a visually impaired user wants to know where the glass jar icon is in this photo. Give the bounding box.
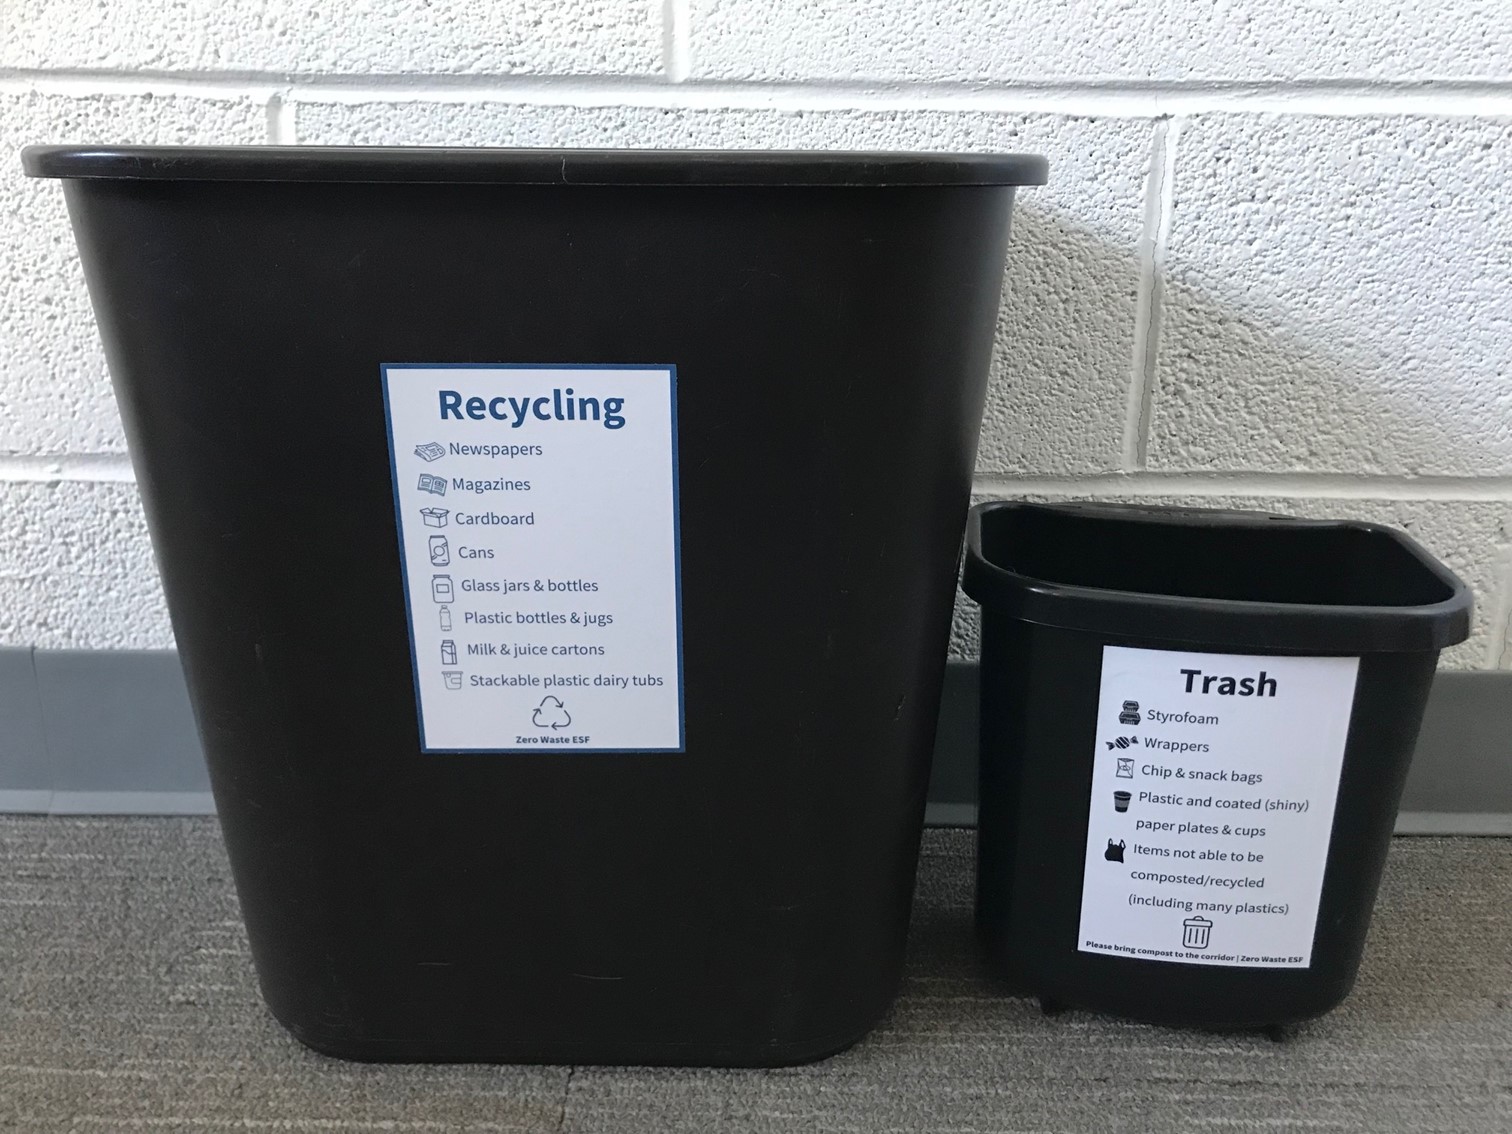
[432,574,454,603]
[1182,915,1213,950]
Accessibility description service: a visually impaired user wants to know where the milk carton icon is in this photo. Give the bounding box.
[1183,916,1213,950]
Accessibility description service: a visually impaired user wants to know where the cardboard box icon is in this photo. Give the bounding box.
[421,507,449,528]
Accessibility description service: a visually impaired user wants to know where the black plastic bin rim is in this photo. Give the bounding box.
[961,501,1473,655]
[21,145,1050,188]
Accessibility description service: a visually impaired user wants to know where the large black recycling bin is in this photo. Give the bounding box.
[963,502,1471,1029]
[26,145,1048,1065]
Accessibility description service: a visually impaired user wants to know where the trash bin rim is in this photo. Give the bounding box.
[21,145,1050,187]
[962,501,1473,654]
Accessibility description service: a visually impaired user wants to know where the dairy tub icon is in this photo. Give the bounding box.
[1183,916,1213,950]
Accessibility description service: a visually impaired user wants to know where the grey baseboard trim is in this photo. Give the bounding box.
[923,803,979,828]
[0,790,218,816]
[2,649,1509,831]
[1394,812,1512,836]
[0,647,210,816]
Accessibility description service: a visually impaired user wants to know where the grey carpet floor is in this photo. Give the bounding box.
[0,820,1508,1133]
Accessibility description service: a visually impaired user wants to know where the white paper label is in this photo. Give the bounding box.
[1077,646,1359,969]
[382,365,683,753]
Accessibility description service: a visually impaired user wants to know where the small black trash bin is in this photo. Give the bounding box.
[962,502,1471,1029]
[25,145,1048,1065]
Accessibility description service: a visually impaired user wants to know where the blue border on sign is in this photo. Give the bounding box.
[380,363,686,755]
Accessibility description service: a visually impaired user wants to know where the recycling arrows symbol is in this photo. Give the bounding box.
[532,695,572,730]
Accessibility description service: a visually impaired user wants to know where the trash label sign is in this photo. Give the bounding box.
[1077,646,1359,968]
[381,365,683,753]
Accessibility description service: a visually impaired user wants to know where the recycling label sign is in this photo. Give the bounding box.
[381,364,685,753]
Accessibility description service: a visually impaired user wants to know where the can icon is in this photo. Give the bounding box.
[1113,790,1131,812]
[1182,916,1213,950]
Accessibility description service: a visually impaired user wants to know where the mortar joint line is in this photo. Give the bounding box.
[265,89,296,143]
[662,0,692,83]
[8,70,1512,116]
[1123,115,1179,471]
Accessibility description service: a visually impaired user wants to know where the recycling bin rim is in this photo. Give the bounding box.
[962,501,1471,655]
[21,144,1050,188]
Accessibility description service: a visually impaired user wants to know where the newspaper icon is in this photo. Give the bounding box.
[417,473,446,496]
[414,441,446,462]
[420,507,449,528]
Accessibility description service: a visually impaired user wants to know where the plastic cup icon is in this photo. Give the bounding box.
[1113,790,1131,812]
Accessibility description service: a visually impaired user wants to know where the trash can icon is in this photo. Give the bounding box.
[1182,916,1213,950]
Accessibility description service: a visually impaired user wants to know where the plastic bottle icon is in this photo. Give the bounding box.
[432,575,453,603]
[439,605,453,632]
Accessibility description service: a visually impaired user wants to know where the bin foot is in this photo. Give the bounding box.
[1038,997,1069,1017]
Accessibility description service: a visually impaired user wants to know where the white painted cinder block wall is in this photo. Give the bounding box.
[2,1,1510,669]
